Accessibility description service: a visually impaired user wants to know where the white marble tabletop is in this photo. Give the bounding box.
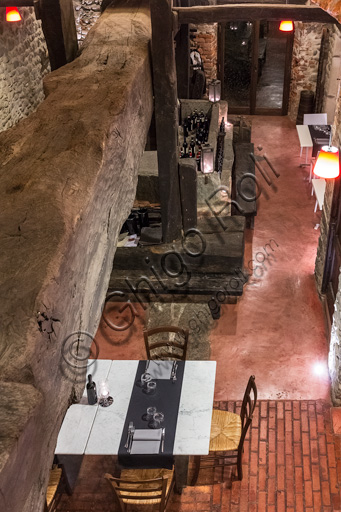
[55,359,113,454]
[56,360,216,456]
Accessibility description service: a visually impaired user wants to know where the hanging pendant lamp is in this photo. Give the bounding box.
[313,145,340,179]
[6,7,21,22]
[279,20,294,32]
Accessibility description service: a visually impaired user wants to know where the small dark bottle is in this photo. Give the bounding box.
[187,115,192,132]
[205,116,209,132]
[190,138,195,158]
[183,138,188,157]
[183,121,188,138]
[196,150,201,172]
[87,374,97,405]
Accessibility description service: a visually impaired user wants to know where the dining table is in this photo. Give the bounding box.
[55,359,216,493]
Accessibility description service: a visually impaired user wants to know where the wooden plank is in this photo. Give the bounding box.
[282,30,294,115]
[150,0,183,242]
[1,0,34,5]
[175,23,190,98]
[39,0,78,71]
[250,20,259,114]
[172,4,339,24]
[216,0,308,4]
[197,215,245,234]
[108,270,245,297]
[179,161,197,231]
[112,230,245,275]
[217,23,225,98]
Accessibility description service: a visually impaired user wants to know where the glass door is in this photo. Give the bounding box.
[224,21,253,113]
[221,20,293,115]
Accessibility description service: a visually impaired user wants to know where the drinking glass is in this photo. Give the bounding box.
[146,381,156,393]
[146,406,156,420]
[140,372,152,387]
[149,411,164,429]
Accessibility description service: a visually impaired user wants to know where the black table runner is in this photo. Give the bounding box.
[118,360,185,469]
[308,125,331,158]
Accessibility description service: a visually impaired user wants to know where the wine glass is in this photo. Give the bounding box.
[140,372,152,387]
[146,381,156,394]
[149,412,164,429]
[146,406,157,421]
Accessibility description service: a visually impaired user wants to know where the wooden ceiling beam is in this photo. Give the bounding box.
[172,4,339,24]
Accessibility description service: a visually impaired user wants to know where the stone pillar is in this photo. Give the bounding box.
[0,7,50,132]
[288,22,324,122]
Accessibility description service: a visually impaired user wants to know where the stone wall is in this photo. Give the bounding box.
[324,89,341,405]
[329,271,341,405]
[190,23,218,86]
[73,0,102,42]
[322,26,341,122]
[315,0,341,23]
[0,7,50,132]
[0,3,153,511]
[288,22,324,122]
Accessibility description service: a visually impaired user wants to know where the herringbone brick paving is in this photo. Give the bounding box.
[56,400,341,511]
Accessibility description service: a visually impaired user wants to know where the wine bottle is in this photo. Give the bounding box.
[190,138,195,158]
[183,137,188,157]
[87,374,97,405]
[183,121,188,138]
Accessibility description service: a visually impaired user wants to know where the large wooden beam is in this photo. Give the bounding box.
[0,3,153,510]
[151,0,183,242]
[173,4,339,24]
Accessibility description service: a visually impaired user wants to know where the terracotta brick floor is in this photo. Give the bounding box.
[56,400,341,512]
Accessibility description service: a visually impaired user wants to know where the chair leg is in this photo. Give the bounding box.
[236,456,243,480]
[191,456,201,486]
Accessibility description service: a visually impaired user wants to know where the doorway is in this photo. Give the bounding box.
[218,20,294,115]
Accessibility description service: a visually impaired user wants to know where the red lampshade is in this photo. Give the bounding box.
[313,146,340,179]
[279,20,294,32]
[6,7,21,22]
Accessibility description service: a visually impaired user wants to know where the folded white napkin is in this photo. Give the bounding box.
[130,429,162,454]
[146,361,173,379]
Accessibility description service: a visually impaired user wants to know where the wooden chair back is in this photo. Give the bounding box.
[239,375,257,449]
[143,326,189,361]
[105,473,168,512]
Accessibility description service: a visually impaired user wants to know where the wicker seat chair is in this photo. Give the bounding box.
[105,467,174,512]
[191,375,257,485]
[143,326,189,361]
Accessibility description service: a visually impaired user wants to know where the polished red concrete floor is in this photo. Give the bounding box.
[94,115,330,402]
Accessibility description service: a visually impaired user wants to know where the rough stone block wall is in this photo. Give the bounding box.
[329,266,341,405]
[0,7,50,132]
[322,26,341,122]
[325,89,341,405]
[190,23,218,86]
[315,0,341,23]
[288,22,324,122]
[73,0,102,42]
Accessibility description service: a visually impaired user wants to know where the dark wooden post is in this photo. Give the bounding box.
[175,0,190,99]
[38,0,78,70]
[150,0,183,242]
